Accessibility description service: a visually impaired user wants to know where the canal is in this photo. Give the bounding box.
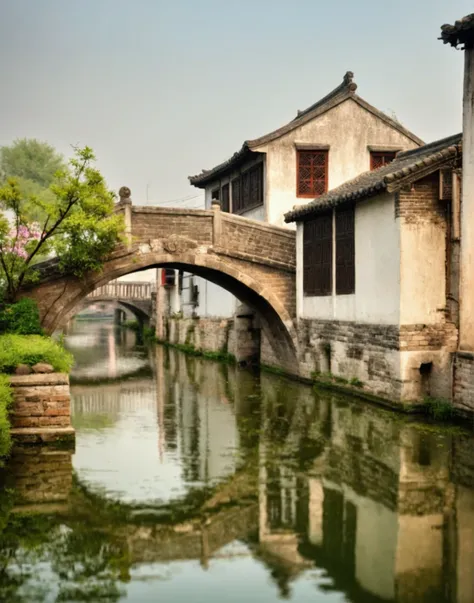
[0,320,473,602]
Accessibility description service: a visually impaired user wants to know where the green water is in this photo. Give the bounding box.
[0,320,473,602]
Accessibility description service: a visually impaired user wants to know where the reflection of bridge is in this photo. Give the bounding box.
[82,280,153,323]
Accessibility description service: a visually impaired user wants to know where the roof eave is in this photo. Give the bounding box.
[188,143,254,187]
[440,14,474,48]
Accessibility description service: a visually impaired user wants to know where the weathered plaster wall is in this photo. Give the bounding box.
[257,99,419,227]
[398,174,447,325]
[300,193,400,324]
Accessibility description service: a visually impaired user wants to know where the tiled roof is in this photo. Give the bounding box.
[440,13,474,48]
[189,72,423,188]
[284,133,462,223]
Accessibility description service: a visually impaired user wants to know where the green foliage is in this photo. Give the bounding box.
[121,319,141,332]
[0,334,74,373]
[0,375,12,460]
[349,377,364,388]
[0,144,124,302]
[423,397,455,421]
[0,298,43,334]
[0,139,65,189]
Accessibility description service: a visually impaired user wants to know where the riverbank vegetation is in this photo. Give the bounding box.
[0,333,73,374]
[0,376,12,460]
[0,138,124,460]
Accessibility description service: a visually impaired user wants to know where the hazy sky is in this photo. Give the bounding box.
[0,0,471,209]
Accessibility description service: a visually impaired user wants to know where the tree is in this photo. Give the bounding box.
[0,139,65,189]
[0,146,124,303]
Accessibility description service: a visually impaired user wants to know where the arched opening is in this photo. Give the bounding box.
[36,252,298,370]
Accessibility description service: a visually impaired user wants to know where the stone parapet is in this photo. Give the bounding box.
[8,373,75,444]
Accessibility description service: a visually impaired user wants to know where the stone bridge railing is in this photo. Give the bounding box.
[87,280,152,301]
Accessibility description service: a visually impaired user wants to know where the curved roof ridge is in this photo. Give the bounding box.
[189,72,423,187]
[293,71,357,121]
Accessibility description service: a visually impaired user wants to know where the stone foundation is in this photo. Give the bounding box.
[8,373,75,444]
[164,311,260,365]
[453,352,474,415]
[294,318,459,405]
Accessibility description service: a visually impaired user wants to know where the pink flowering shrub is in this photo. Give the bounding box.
[4,223,41,259]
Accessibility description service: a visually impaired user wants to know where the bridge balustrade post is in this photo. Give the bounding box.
[211,199,221,247]
[118,186,133,251]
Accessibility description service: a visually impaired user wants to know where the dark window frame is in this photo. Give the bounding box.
[297,150,328,198]
[335,206,355,295]
[231,162,264,214]
[221,183,230,212]
[370,151,396,171]
[303,212,333,297]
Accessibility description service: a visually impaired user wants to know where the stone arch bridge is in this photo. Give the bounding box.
[81,279,153,324]
[23,197,297,367]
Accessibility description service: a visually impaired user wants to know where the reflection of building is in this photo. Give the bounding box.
[159,349,241,485]
[258,380,474,602]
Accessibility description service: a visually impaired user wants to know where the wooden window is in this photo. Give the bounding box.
[211,188,220,201]
[335,206,355,295]
[297,150,328,198]
[221,183,230,212]
[303,213,332,296]
[370,151,396,171]
[232,163,263,213]
[232,177,241,212]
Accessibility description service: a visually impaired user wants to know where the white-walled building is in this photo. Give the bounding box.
[285,134,462,402]
[180,72,422,328]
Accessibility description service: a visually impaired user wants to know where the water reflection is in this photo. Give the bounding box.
[0,321,472,602]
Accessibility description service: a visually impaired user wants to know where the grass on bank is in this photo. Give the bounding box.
[0,375,12,460]
[0,334,74,374]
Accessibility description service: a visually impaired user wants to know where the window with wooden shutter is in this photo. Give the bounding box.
[297,150,328,198]
[303,213,333,296]
[370,151,396,171]
[335,206,355,295]
[232,177,241,212]
[231,163,264,214]
[221,183,230,212]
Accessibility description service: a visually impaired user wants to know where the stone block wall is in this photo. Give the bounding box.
[453,352,474,415]
[8,373,75,442]
[296,318,403,399]
[294,318,459,404]
[165,316,237,358]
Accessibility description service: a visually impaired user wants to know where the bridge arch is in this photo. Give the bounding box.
[23,201,298,369]
[28,250,297,369]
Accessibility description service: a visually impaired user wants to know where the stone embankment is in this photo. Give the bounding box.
[8,372,75,444]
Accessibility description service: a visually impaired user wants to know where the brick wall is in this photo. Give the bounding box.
[7,447,73,505]
[132,207,214,245]
[400,323,458,351]
[221,213,296,269]
[396,172,446,225]
[9,374,74,441]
